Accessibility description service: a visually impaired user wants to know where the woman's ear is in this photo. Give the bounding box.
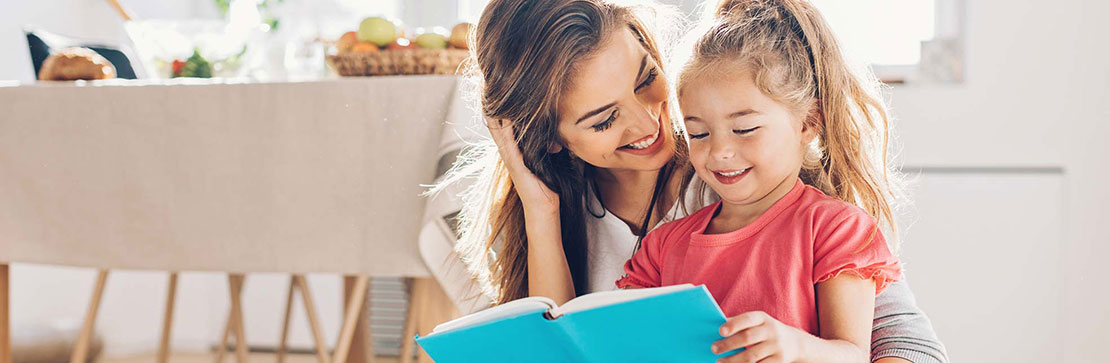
[547,142,564,154]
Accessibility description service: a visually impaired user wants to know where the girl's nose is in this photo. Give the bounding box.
[710,136,736,160]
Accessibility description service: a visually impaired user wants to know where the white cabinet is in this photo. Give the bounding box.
[896,172,1065,362]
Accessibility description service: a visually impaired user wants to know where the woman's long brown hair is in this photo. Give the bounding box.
[436,0,684,304]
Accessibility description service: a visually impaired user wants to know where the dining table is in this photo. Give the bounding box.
[0,75,470,363]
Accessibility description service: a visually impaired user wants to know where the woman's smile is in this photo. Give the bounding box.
[617,113,664,156]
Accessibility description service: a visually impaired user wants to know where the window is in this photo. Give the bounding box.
[811,0,964,84]
[454,0,964,83]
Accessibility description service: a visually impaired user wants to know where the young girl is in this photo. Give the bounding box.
[617,0,902,361]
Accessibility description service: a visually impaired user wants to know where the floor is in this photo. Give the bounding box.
[106,352,404,363]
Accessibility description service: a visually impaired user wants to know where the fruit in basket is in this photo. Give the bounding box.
[352,42,379,53]
[171,60,186,76]
[337,31,359,53]
[386,38,416,50]
[358,17,398,47]
[176,49,212,78]
[38,47,117,81]
[448,23,473,49]
[414,28,448,49]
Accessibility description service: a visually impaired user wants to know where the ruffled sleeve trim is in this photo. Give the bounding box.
[614,274,655,289]
[816,265,901,295]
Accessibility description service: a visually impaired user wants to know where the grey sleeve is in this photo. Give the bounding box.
[871,278,949,363]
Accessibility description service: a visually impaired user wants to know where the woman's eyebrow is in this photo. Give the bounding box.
[575,55,648,125]
[576,102,617,124]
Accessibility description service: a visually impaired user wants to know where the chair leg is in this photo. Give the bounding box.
[398,278,424,363]
[1,264,11,363]
[332,276,368,363]
[276,276,296,363]
[158,272,179,363]
[71,269,109,363]
[215,307,232,363]
[228,274,249,363]
[216,274,247,363]
[414,278,458,363]
[294,276,330,363]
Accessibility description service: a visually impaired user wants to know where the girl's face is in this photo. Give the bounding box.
[679,68,816,206]
[555,28,675,173]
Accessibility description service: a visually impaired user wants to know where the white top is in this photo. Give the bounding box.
[584,180,716,293]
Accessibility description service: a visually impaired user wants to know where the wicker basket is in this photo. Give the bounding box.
[327,49,470,76]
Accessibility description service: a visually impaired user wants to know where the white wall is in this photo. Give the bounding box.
[887,0,1110,361]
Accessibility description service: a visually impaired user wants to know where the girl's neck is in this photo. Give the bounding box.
[594,166,683,234]
[706,172,799,234]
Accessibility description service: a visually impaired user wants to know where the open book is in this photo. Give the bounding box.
[416,284,738,362]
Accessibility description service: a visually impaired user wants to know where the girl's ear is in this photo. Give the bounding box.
[801,101,822,144]
[547,142,564,154]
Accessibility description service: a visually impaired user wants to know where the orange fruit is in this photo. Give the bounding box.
[337,31,359,53]
[352,42,379,53]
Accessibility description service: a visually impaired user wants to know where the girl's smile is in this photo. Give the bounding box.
[710,167,751,184]
[679,67,815,214]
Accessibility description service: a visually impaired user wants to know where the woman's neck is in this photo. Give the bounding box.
[594,166,684,234]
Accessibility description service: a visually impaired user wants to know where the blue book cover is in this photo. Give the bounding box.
[415,284,738,362]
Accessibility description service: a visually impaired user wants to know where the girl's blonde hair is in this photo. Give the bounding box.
[678,0,904,245]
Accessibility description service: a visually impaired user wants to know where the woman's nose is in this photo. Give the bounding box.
[623,104,657,137]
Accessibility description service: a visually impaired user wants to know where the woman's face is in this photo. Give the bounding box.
[555,28,675,173]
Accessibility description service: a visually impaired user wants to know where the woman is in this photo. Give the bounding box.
[439,0,947,361]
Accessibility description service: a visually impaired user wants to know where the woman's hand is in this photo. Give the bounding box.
[711,311,811,363]
[487,117,575,304]
[486,117,560,217]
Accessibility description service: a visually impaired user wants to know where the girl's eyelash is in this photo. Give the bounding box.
[734,127,759,134]
[592,109,619,132]
[635,67,658,92]
[688,126,757,139]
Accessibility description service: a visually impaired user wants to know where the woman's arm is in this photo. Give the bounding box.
[712,275,874,362]
[870,279,949,363]
[487,119,575,305]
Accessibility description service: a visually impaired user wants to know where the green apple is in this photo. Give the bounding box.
[414,29,448,49]
[358,17,398,47]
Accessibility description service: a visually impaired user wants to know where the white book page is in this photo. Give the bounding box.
[549,284,695,319]
[430,296,556,335]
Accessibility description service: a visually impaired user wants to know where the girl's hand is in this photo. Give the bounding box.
[712,311,812,363]
[486,117,560,217]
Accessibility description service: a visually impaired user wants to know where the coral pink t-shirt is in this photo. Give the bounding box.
[616,179,901,335]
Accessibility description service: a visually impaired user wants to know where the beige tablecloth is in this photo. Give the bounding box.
[0,76,466,277]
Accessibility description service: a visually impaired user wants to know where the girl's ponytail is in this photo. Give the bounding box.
[681,0,904,248]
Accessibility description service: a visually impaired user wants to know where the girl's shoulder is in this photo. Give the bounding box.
[795,184,878,226]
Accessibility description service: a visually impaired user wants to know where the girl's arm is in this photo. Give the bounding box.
[712,274,875,363]
[486,119,575,305]
[805,274,877,361]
